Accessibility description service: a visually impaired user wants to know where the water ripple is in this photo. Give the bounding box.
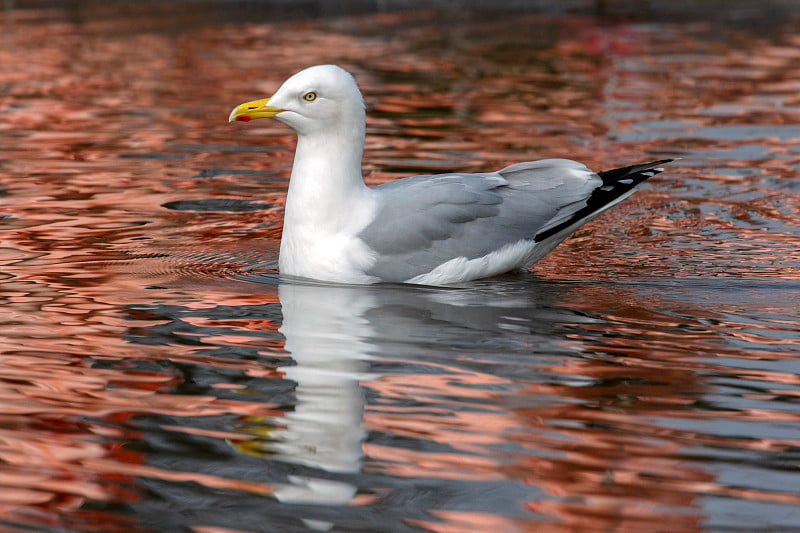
[1,5,800,532]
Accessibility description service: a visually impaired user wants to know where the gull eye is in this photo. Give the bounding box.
[302,91,318,102]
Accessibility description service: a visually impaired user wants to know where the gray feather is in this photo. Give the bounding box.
[358,159,604,282]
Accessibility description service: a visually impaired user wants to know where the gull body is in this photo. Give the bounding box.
[229,64,670,285]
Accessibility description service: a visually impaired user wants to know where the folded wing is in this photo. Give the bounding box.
[359,158,670,282]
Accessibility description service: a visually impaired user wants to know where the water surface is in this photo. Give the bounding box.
[1,5,800,532]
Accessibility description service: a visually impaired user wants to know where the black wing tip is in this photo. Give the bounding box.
[597,158,675,195]
[597,158,675,184]
[533,158,673,243]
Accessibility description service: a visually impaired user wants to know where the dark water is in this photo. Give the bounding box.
[2,4,800,532]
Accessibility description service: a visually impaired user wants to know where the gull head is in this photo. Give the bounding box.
[228,64,365,137]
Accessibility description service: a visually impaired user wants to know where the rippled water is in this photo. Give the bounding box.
[2,4,800,532]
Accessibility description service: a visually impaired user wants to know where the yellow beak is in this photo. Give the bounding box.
[228,97,284,123]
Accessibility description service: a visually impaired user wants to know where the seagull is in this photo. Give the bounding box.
[229,64,670,285]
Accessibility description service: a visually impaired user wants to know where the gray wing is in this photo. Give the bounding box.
[359,159,602,282]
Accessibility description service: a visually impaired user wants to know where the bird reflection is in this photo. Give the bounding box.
[232,275,581,516]
[266,281,374,512]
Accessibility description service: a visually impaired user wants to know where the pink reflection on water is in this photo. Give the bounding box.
[1,4,800,531]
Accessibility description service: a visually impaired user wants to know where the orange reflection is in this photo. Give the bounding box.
[1,3,800,532]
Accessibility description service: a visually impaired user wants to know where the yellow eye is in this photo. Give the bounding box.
[302,91,317,102]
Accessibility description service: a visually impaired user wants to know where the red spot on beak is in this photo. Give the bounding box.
[235,115,252,122]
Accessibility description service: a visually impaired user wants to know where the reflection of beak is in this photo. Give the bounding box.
[228,97,284,122]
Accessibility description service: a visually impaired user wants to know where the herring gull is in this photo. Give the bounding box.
[229,64,670,285]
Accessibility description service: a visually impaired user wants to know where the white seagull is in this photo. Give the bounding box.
[229,64,670,286]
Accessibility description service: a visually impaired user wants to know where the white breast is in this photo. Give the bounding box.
[279,228,379,284]
[279,189,380,284]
